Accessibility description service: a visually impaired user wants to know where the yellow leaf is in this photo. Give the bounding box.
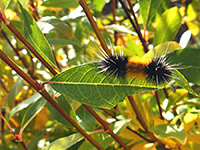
[5,134,15,141]
[159,138,180,149]
[187,133,200,144]
[5,9,20,21]
[186,21,199,36]
[119,128,143,141]
[181,110,198,131]
[179,7,186,17]
[153,117,168,126]
[131,142,156,150]
[187,4,197,21]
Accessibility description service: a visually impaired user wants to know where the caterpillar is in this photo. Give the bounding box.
[97,48,174,85]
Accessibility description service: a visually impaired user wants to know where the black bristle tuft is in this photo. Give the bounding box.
[145,58,172,84]
[100,55,128,77]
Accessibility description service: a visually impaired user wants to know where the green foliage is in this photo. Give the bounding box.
[0,0,199,150]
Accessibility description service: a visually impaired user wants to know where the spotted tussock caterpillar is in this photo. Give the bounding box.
[96,43,178,86]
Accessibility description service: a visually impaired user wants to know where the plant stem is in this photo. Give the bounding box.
[83,104,130,150]
[0,50,104,150]
[0,112,28,150]
[163,88,169,98]
[100,108,153,142]
[118,0,148,53]
[153,91,164,120]
[78,0,111,56]
[127,95,157,142]
[0,30,36,78]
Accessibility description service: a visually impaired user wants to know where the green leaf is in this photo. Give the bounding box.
[139,0,163,27]
[153,7,182,46]
[19,3,56,69]
[42,0,79,8]
[21,97,46,128]
[50,62,164,109]
[167,48,200,85]
[144,41,181,58]
[104,24,137,35]
[28,131,43,150]
[7,93,41,120]
[7,77,24,109]
[1,0,11,9]
[150,124,187,145]
[38,17,72,39]
[78,132,113,150]
[76,105,96,131]
[46,95,77,128]
[113,119,131,134]
[127,39,144,56]
[172,69,197,96]
[43,133,83,150]
[18,0,29,7]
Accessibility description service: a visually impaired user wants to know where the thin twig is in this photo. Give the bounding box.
[153,91,164,120]
[0,50,104,150]
[163,88,169,98]
[127,95,157,141]
[118,0,148,53]
[78,0,111,56]
[100,108,153,143]
[0,112,28,150]
[0,30,36,78]
[83,104,130,150]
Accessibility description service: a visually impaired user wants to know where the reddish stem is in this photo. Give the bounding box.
[83,104,130,150]
[0,113,28,150]
[153,91,164,120]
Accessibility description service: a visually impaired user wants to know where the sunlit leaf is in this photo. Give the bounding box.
[150,124,187,145]
[104,24,137,35]
[1,0,11,9]
[42,0,79,8]
[166,89,188,111]
[43,133,83,150]
[131,142,156,150]
[182,111,198,131]
[144,41,181,58]
[139,0,162,27]
[78,132,113,150]
[38,17,72,39]
[153,7,182,46]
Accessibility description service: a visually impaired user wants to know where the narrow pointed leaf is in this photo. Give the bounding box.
[19,3,56,69]
[139,0,163,27]
[21,97,46,129]
[7,93,41,120]
[43,133,83,150]
[153,7,182,46]
[7,77,24,109]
